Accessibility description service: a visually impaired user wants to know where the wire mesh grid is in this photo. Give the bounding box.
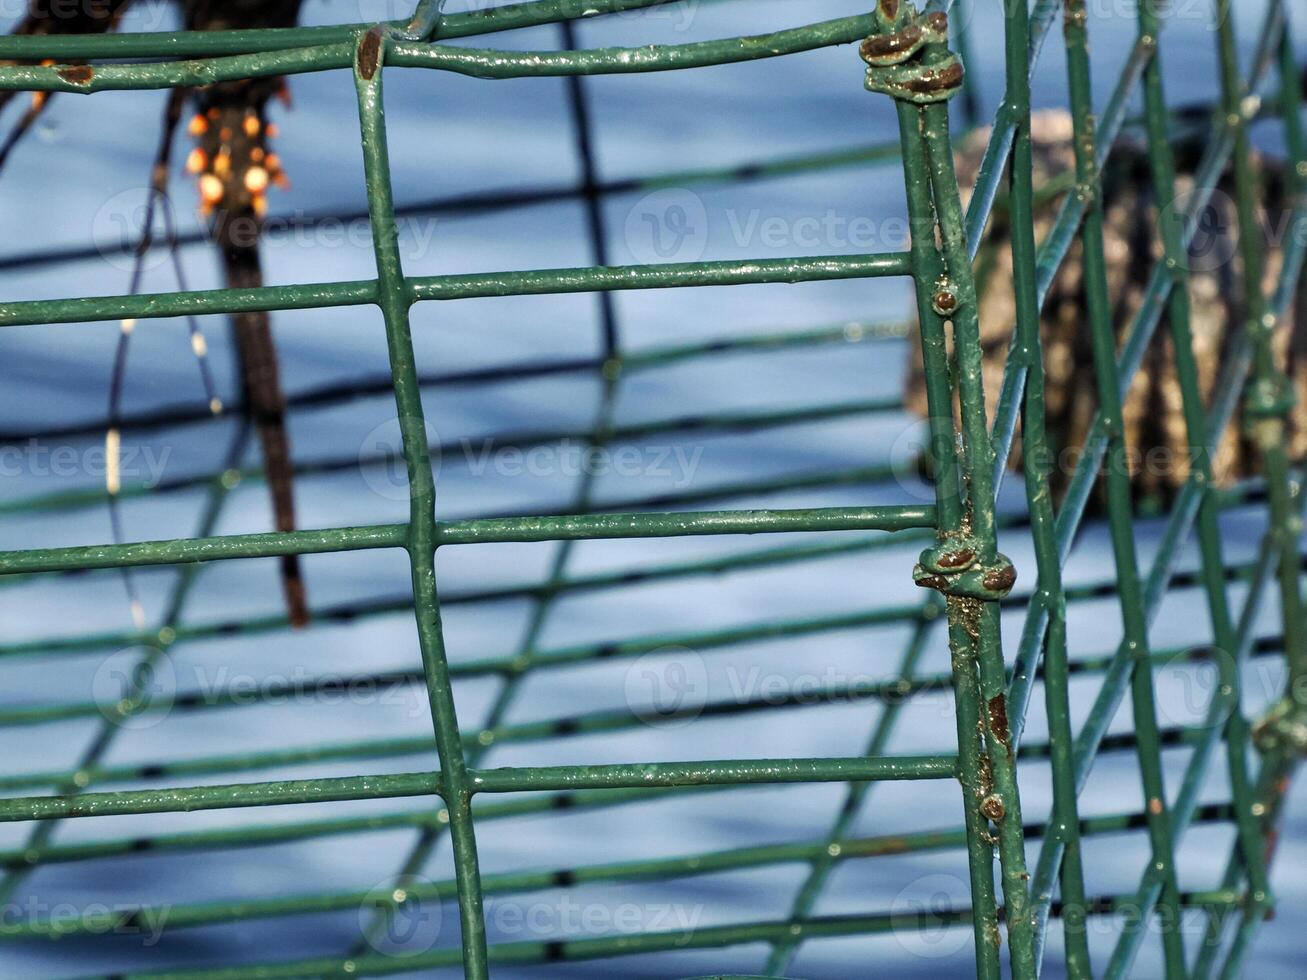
[0,0,1304,976]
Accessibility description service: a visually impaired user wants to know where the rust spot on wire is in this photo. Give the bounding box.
[983,563,1017,595]
[860,24,922,64]
[987,693,1011,756]
[936,547,975,569]
[932,288,959,316]
[57,65,93,86]
[358,26,385,81]
[878,0,900,20]
[904,61,965,96]
[980,794,1005,822]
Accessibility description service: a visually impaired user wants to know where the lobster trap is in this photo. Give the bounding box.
[0,0,1304,976]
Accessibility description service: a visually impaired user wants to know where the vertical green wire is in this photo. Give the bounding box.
[1108,2,1274,974]
[1060,2,1186,976]
[353,28,488,979]
[0,3,1303,976]
[353,15,625,956]
[1268,0,1307,734]
[1213,0,1307,695]
[882,11,1037,962]
[1194,1,1307,975]
[1002,0,1092,971]
[1021,8,1287,959]
[920,97,1037,975]
[895,98,1002,980]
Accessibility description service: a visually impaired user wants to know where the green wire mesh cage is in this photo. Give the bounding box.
[0,0,1305,977]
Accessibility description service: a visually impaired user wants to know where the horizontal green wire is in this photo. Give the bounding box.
[0,253,910,329]
[0,756,955,824]
[0,711,1238,883]
[0,0,693,59]
[0,526,937,657]
[0,783,727,871]
[0,564,1286,742]
[0,12,880,93]
[0,468,1272,662]
[3,464,909,557]
[84,890,1245,980]
[0,803,1235,940]
[0,505,933,577]
[0,491,1279,732]
[0,0,1298,975]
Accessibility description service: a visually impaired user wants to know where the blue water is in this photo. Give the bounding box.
[0,0,1305,976]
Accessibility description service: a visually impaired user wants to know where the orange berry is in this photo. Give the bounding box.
[185,148,207,174]
[199,173,224,206]
[187,114,208,136]
[244,166,269,194]
[243,114,261,138]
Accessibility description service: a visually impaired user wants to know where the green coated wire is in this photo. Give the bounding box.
[0,2,1302,978]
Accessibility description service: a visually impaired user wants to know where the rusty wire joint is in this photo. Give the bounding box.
[912,539,1018,601]
[860,0,965,105]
